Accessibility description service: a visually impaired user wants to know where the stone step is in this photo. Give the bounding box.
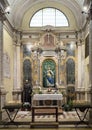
[30,122,59,128]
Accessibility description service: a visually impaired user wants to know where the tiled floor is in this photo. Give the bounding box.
[15,110,80,122]
[1,109,90,128]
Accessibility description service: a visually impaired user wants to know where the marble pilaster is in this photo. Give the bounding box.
[77,45,82,88]
[81,44,85,88]
[0,21,3,88]
[88,0,92,123]
[0,19,7,121]
[89,1,92,99]
[0,20,7,104]
[13,43,17,90]
[12,31,22,101]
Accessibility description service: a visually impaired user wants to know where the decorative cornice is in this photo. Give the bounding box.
[41,25,55,32]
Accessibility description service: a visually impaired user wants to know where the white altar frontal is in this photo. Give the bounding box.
[32,94,63,106]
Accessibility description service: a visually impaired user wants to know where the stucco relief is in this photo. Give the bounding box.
[40,32,58,50]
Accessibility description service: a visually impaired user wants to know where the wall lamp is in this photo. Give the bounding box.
[5,6,10,14]
[0,6,10,15]
[81,11,89,14]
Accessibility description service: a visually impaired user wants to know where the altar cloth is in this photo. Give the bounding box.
[32,94,63,100]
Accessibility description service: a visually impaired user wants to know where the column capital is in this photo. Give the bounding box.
[16,43,21,47]
[13,43,21,48]
[77,39,84,46]
[13,29,22,45]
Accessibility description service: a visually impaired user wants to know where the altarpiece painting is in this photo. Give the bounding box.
[42,59,56,88]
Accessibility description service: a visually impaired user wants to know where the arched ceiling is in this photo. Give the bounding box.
[6,0,86,31]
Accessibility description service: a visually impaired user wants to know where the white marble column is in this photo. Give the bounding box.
[13,43,17,90]
[77,44,82,88]
[77,37,85,100]
[0,21,3,89]
[0,0,10,119]
[12,31,22,101]
[0,20,7,107]
[81,44,85,88]
[0,18,7,122]
[89,2,92,100]
[17,44,21,88]
[89,0,92,122]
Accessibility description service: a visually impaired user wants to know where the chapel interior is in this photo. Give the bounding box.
[0,0,92,128]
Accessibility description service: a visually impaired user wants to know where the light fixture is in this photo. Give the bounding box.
[0,6,10,16]
[5,6,10,14]
[82,5,88,13]
[83,0,91,14]
[81,11,89,14]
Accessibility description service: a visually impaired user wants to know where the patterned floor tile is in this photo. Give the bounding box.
[14,110,80,122]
